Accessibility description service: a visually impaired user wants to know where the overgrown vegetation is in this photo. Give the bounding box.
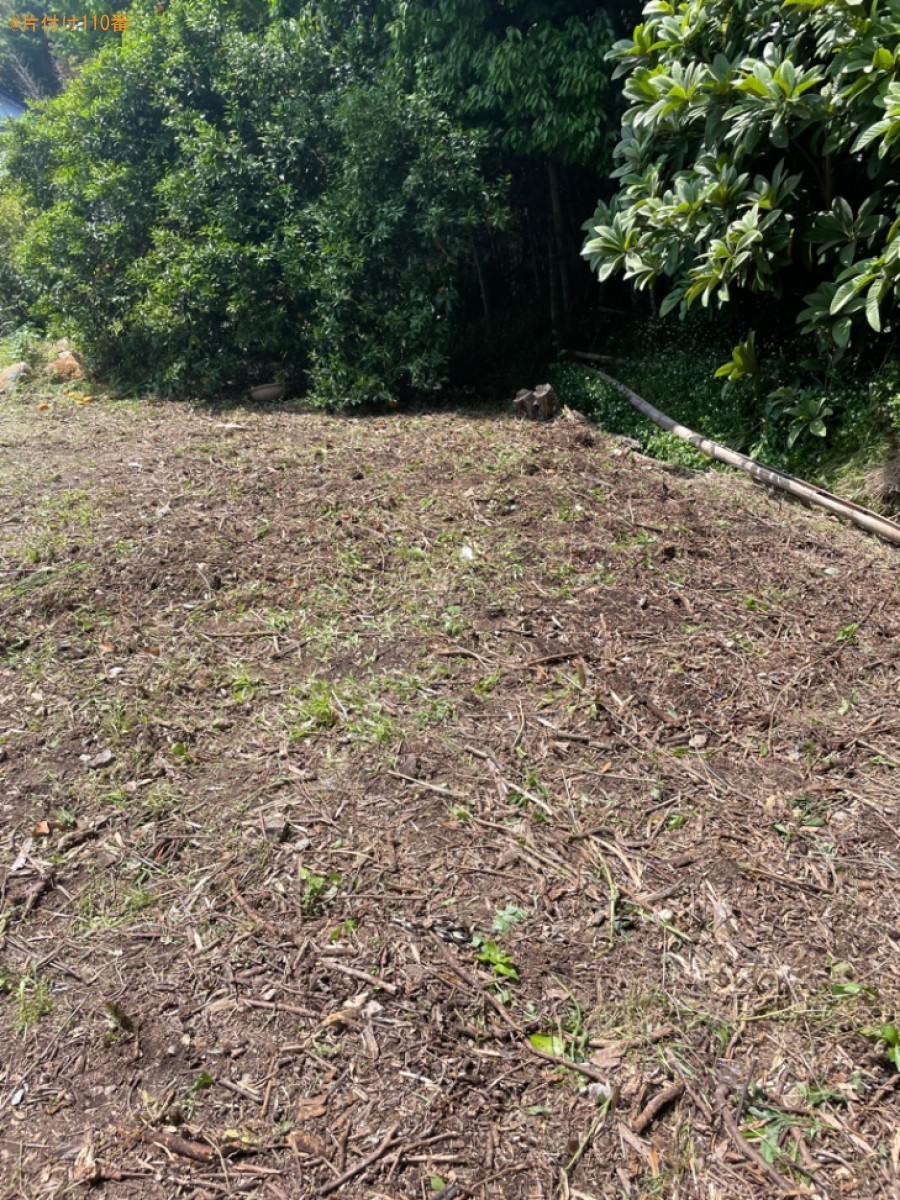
[568,0,900,502]
[551,313,900,509]
[1,0,899,488]
[0,0,640,400]
[1,4,500,398]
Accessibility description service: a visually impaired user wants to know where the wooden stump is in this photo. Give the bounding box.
[513,383,560,421]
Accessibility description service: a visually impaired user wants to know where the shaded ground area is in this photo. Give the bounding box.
[1,386,899,1200]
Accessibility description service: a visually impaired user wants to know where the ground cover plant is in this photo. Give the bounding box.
[551,312,900,516]
[0,381,898,1198]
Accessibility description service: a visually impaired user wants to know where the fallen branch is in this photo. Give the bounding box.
[718,1104,801,1196]
[581,363,900,548]
[57,815,110,854]
[386,770,467,800]
[138,1129,214,1164]
[632,1081,684,1134]
[522,651,585,669]
[526,1044,613,1085]
[319,959,399,996]
[568,350,631,366]
[230,880,280,937]
[318,1123,401,1196]
[17,874,54,920]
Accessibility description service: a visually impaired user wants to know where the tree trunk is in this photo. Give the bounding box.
[525,212,543,297]
[471,236,492,337]
[548,228,561,337]
[548,161,572,317]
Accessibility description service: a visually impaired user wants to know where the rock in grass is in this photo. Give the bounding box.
[0,361,30,392]
[45,350,85,382]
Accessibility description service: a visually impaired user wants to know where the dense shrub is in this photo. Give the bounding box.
[304,83,497,404]
[0,190,32,336]
[0,2,499,399]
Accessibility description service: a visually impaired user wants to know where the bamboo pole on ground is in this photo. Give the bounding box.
[583,363,900,548]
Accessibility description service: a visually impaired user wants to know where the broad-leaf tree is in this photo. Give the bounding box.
[583,0,900,352]
[0,1,138,98]
[2,0,632,398]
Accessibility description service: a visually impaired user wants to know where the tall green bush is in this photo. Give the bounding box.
[305,83,496,404]
[0,189,32,336]
[1,1,499,399]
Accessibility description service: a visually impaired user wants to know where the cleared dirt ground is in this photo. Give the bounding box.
[0,384,898,1200]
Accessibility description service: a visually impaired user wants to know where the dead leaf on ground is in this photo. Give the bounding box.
[590,1042,626,1070]
[363,1025,380,1060]
[221,1127,263,1153]
[323,990,368,1028]
[288,1129,327,1158]
[71,1139,99,1183]
[81,747,114,768]
[296,1094,328,1121]
[10,837,34,873]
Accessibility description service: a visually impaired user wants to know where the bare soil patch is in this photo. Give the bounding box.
[1,387,898,1200]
